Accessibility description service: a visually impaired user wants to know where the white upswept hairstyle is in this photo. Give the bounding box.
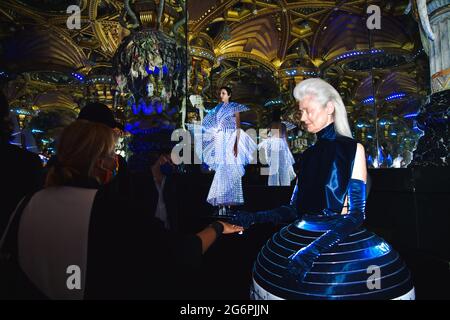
[293,78,353,138]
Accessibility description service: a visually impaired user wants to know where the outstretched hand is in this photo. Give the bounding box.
[229,210,256,229]
[217,221,244,234]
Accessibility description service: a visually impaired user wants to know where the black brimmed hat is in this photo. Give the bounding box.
[78,102,123,129]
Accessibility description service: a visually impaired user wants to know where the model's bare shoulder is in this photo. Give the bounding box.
[351,143,367,182]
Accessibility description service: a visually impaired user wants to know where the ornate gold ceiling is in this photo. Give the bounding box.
[0,0,430,130]
[0,0,186,113]
[188,0,429,127]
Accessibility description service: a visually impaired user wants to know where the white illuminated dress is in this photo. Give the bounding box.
[197,102,257,206]
[258,135,296,186]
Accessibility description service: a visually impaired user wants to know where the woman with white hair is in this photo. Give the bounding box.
[231,78,414,300]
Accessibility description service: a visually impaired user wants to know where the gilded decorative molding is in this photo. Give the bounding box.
[216,52,277,73]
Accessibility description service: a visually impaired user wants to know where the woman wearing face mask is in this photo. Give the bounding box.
[0,120,243,299]
[198,86,257,216]
[231,78,414,300]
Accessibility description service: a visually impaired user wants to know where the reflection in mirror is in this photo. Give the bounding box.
[312,4,428,169]
[364,4,429,168]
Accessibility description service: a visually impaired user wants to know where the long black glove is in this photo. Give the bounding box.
[229,205,298,229]
[230,184,299,228]
[284,179,366,285]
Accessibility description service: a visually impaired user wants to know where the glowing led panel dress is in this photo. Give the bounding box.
[199,102,257,206]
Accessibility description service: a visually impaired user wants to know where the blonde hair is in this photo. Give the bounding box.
[46,120,116,187]
[293,78,353,138]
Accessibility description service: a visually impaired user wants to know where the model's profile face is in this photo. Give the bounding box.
[298,95,333,133]
[220,89,230,102]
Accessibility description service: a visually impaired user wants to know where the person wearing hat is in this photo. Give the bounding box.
[46,102,127,189]
[77,102,124,130]
[78,102,180,232]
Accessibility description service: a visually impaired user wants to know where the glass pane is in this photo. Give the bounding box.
[365,3,428,168]
[186,1,430,169]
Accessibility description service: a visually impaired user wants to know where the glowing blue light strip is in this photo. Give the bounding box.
[11,109,33,115]
[264,99,283,107]
[362,96,374,105]
[283,69,317,76]
[71,72,84,81]
[385,93,406,101]
[335,49,384,61]
[361,92,407,105]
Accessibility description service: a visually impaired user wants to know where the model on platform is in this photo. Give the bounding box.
[231,78,414,300]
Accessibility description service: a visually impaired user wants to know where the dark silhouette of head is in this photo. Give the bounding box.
[0,92,12,144]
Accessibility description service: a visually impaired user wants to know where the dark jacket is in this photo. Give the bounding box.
[1,176,201,300]
[130,172,180,232]
[0,143,43,234]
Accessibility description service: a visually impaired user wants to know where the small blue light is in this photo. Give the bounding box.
[375,242,390,254]
[362,96,374,105]
[72,72,84,81]
[142,101,154,116]
[124,123,133,131]
[155,101,163,114]
[385,92,406,101]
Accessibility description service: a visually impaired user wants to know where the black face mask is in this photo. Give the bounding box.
[160,162,174,176]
